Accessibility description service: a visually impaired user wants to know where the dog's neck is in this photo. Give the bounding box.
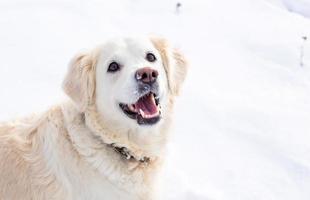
[62,101,165,165]
[84,102,170,160]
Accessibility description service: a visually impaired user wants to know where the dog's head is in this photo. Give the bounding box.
[63,36,187,133]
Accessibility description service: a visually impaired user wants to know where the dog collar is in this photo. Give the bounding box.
[109,143,150,163]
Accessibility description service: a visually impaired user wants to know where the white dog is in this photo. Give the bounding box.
[0,36,188,200]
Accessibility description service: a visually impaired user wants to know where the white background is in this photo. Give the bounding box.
[0,0,310,199]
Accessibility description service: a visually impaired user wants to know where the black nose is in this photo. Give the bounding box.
[135,67,158,84]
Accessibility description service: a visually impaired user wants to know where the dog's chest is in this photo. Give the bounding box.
[69,174,137,200]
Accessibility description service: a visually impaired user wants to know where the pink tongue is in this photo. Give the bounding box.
[135,94,158,115]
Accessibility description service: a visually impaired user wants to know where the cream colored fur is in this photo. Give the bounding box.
[0,36,187,200]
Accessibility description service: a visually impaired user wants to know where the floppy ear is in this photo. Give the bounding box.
[150,37,188,96]
[62,52,96,112]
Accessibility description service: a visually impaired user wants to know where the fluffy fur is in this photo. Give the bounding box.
[0,36,188,200]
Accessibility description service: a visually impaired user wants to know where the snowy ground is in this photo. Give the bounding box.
[0,0,310,199]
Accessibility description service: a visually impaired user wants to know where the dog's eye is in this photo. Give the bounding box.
[107,62,120,72]
[146,53,156,62]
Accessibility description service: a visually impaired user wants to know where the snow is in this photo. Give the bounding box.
[0,0,310,199]
[281,0,310,18]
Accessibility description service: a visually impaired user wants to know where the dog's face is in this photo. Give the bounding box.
[63,36,187,132]
[95,37,168,127]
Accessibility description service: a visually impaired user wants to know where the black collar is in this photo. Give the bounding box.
[109,143,150,163]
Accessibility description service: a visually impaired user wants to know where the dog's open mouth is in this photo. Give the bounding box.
[119,92,161,125]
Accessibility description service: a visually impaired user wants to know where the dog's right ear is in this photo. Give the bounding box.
[62,52,96,112]
[150,37,188,96]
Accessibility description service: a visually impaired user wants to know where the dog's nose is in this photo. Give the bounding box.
[135,67,158,84]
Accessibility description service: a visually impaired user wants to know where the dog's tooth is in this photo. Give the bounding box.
[130,104,138,112]
[151,94,156,104]
[139,109,145,117]
[128,105,134,111]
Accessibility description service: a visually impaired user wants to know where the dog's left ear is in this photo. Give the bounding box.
[151,37,188,96]
[62,51,97,112]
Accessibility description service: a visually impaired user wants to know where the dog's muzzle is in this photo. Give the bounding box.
[119,67,161,125]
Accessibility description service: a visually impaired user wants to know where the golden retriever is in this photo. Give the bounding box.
[0,36,187,200]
